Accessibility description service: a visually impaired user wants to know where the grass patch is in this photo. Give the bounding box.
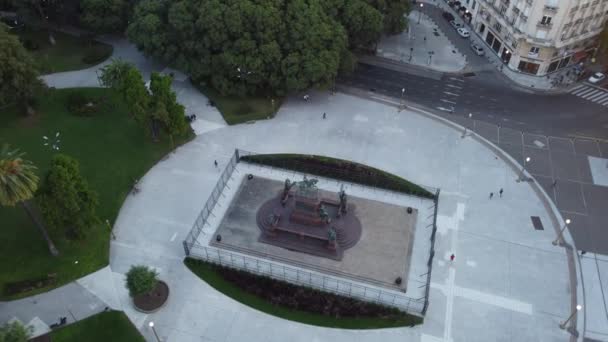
[51,311,144,342]
[15,29,113,74]
[0,88,192,299]
[241,154,436,198]
[184,258,422,329]
[193,83,280,125]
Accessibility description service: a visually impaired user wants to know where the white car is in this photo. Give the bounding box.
[470,43,484,55]
[588,72,606,84]
[449,20,462,29]
[457,27,470,38]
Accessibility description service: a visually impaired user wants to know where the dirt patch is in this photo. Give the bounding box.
[133,280,169,312]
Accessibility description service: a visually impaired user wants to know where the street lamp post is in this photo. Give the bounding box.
[518,157,531,181]
[418,3,424,24]
[559,304,582,330]
[552,219,571,246]
[149,322,160,342]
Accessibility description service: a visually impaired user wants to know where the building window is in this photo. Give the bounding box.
[541,16,552,25]
[473,0,476,10]
[547,60,559,73]
[500,5,508,15]
[518,61,540,74]
[494,22,502,33]
[529,46,540,54]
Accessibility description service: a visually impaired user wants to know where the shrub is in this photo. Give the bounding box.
[240,154,436,198]
[66,91,98,116]
[21,39,40,51]
[82,46,111,65]
[125,265,158,297]
[0,321,31,342]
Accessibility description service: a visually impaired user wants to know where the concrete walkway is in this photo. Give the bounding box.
[2,36,602,342]
[108,91,581,342]
[377,10,467,72]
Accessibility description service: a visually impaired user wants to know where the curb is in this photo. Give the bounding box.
[337,84,585,340]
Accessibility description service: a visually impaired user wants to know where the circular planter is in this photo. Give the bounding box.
[132,280,170,313]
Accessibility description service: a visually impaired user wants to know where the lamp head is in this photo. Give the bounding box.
[149,322,154,328]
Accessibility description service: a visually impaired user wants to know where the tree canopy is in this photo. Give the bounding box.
[37,154,99,240]
[80,0,128,34]
[127,0,409,96]
[0,26,43,110]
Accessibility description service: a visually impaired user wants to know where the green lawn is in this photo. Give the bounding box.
[0,88,192,299]
[194,84,281,125]
[184,258,422,329]
[16,29,113,74]
[51,311,144,342]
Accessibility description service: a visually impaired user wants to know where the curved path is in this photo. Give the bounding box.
[1,34,592,341]
[107,91,577,341]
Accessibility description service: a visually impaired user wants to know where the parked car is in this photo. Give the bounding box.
[457,27,470,38]
[588,72,606,84]
[470,43,484,55]
[442,12,455,22]
[449,20,463,29]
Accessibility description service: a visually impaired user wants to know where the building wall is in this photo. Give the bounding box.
[469,0,608,76]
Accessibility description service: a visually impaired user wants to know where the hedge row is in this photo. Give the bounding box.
[240,154,435,199]
[185,258,422,328]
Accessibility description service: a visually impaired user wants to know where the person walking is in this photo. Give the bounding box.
[499,188,503,197]
[489,192,494,199]
[214,160,218,168]
[450,254,455,262]
[323,112,326,119]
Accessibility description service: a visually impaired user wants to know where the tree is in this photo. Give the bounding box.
[342,0,383,49]
[100,60,155,140]
[0,321,31,342]
[37,154,99,240]
[149,72,189,146]
[598,23,608,65]
[127,0,347,96]
[80,0,128,34]
[125,265,158,297]
[0,26,44,114]
[366,0,410,34]
[0,145,59,256]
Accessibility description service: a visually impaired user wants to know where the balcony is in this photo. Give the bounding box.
[544,5,558,12]
[537,21,553,29]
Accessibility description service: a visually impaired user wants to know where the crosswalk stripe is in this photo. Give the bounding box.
[598,98,608,106]
[573,88,595,96]
[581,90,601,99]
[588,92,607,101]
[570,85,585,92]
[571,86,593,95]
[591,94,608,103]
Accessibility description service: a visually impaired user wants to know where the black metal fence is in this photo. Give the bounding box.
[183,149,440,316]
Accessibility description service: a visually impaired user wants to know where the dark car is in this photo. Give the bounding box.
[0,16,24,30]
[442,12,455,22]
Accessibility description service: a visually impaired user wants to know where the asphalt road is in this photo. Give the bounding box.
[341,63,608,140]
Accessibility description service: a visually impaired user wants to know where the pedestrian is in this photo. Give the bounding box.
[581,250,586,256]
[323,112,326,119]
[499,188,503,197]
[552,179,557,187]
[214,160,218,168]
[450,254,455,261]
[489,192,494,199]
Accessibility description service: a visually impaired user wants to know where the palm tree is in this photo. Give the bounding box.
[0,144,58,256]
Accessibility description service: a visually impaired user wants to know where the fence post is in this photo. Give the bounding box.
[182,240,190,256]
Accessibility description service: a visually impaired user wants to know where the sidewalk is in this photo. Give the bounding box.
[377,10,467,72]
[422,0,579,93]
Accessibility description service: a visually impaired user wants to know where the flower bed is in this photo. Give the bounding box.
[240,154,435,198]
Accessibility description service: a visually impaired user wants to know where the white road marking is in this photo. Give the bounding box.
[443,91,460,96]
[591,93,608,102]
[436,106,454,112]
[570,85,584,92]
[441,99,457,104]
[170,232,178,242]
[450,77,464,82]
[582,90,602,99]
[446,84,462,89]
[572,87,591,95]
[579,89,599,98]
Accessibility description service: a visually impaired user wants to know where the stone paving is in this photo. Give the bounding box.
[3,35,607,342]
[377,11,467,72]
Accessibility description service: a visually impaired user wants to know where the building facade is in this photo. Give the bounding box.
[464,0,608,76]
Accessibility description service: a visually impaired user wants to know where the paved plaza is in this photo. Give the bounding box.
[3,36,607,342]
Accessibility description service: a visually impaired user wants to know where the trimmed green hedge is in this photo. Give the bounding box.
[240,154,435,199]
[184,258,423,329]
